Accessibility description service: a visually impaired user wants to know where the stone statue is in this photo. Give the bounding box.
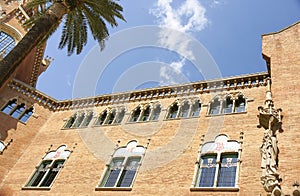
[260,117,281,192]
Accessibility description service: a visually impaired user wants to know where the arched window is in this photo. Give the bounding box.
[179,101,190,118]
[11,103,25,119]
[81,112,93,127]
[222,97,233,114]
[115,107,125,124]
[141,105,150,121]
[98,141,145,189]
[1,100,34,122]
[73,113,85,128]
[107,109,116,124]
[209,98,221,115]
[167,102,179,119]
[0,31,16,58]
[1,99,17,114]
[193,135,240,188]
[20,108,33,123]
[95,110,108,125]
[191,100,201,117]
[234,96,246,113]
[130,106,141,122]
[150,104,161,121]
[64,113,77,128]
[24,145,71,188]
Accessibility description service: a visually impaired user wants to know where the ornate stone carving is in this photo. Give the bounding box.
[258,78,283,195]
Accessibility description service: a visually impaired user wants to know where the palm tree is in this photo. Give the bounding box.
[0,0,125,88]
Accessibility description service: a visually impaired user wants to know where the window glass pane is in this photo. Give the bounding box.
[81,112,93,127]
[141,106,150,121]
[235,96,246,113]
[168,103,178,119]
[0,31,16,58]
[40,160,65,187]
[209,100,220,115]
[115,108,125,124]
[27,160,52,187]
[198,155,217,187]
[20,108,33,123]
[103,158,125,187]
[64,114,76,128]
[130,107,141,122]
[107,110,116,124]
[217,154,238,187]
[179,102,190,118]
[150,104,161,121]
[191,101,201,117]
[96,110,107,125]
[1,100,17,114]
[222,98,233,114]
[73,113,84,127]
[11,104,25,119]
[118,157,141,187]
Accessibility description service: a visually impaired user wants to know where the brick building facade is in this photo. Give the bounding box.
[0,2,299,196]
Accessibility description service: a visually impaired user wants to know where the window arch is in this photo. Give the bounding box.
[192,135,241,189]
[167,102,179,119]
[95,109,108,125]
[128,103,161,123]
[95,107,126,126]
[63,110,95,129]
[222,96,233,114]
[97,141,145,189]
[208,93,247,115]
[1,99,17,114]
[179,100,190,118]
[234,95,246,113]
[209,97,221,115]
[167,99,202,119]
[191,99,201,117]
[1,99,34,123]
[149,103,161,121]
[24,145,71,189]
[129,106,141,122]
[0,31,16,59]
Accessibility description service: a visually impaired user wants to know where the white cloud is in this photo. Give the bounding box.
[151,0,208,33]
[159,58,187,85]
[151,0,208,85]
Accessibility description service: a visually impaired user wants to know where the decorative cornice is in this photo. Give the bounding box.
[9,72,268,112]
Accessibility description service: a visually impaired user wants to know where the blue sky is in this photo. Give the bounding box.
[37,0,300,100]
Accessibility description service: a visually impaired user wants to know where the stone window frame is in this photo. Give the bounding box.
[22,145,71,190]
[165,98,202,120]
[63,110,94,129]
[191,134,242,192]
[0,139,13,154]
[127,102,161,123]
[208,93,247,116]
[94,106,126,126]
[96,140,146,191]
[1,98,34,123]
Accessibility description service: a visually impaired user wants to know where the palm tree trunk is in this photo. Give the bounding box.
[0,2,68,88]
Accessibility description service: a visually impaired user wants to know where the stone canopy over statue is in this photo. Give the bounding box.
[258,78,283,195]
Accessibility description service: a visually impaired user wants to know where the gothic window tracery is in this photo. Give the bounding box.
[193,135,241,189]
[24,145,71,189]
[1,99,34,123]
[208,93,246,115]
[128,103,161,123]
[97,141,145,189]
[94,107,126,126]
[166,98,201,119]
